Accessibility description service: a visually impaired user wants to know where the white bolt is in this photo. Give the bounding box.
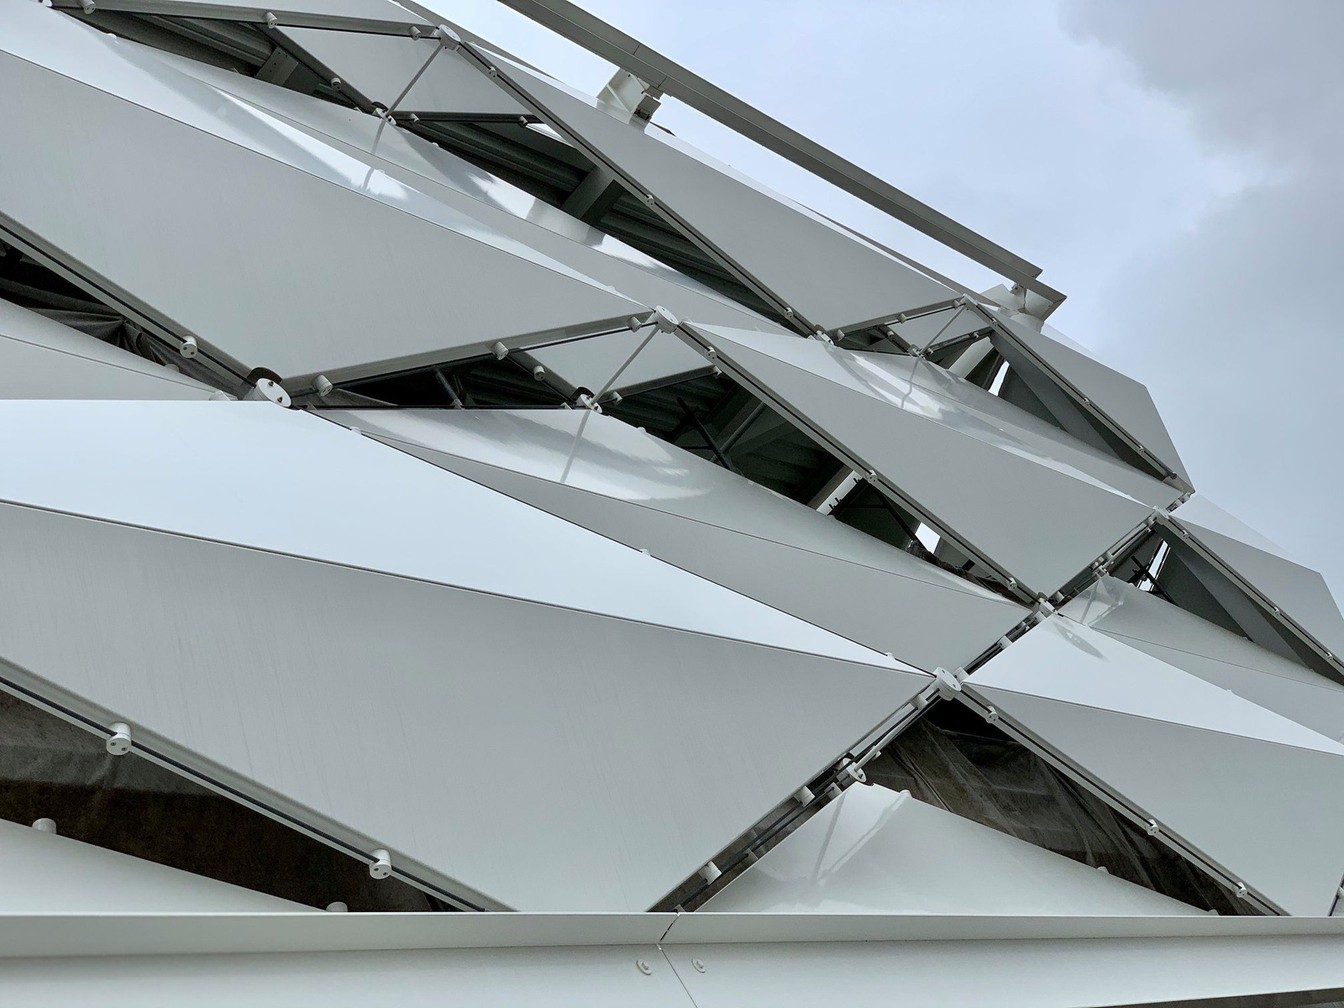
[636,959,653,975]
[369,848,392,880]
[179,335,199,359]
[325,901,348,912]
[1145,819,1160,837]
[105,722,132,756]
[532,365,547,381]
[692,958,706,973]
[31,818,57,834]
[313,374,334,397]
[491,341,509,360]
[698,861,722,884]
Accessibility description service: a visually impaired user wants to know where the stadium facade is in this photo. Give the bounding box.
[3,0,1344,1003]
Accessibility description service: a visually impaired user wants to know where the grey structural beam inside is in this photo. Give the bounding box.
[327,407,1029,671]
[474,0,1061,308]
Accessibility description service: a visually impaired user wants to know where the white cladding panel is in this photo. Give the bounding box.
[971,617,1344,915]
[684,323,1176,596]
[0,500,928,911]
[144,41,781,393]
[335,407,1027,670]
[0,819,305,912]
[0,400,904,664]
[0,401,925,911]
[0,5,641,384]
[488,56,953,332]
[0,298,218,400]
[1064,577,1344,742]
[703,784,1201,915]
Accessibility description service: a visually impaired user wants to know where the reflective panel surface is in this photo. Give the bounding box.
[703,784,1202,915]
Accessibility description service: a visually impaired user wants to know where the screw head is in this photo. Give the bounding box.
[692,958,706,973]
[636,959,652,975]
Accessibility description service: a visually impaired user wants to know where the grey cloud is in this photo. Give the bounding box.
[1061,0,1344,592]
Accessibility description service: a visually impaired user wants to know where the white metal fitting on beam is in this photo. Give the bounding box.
[368,848,393,880]
[933,666,965,699]
[490,341,509,360]
[313,374,334,398]
[433,24,462,49]
[31,818,57,833]
[633,305,680,333]
[698,861,722,884]
[178,335,199,359]
[105,722,132,756]
[243,377,291,408]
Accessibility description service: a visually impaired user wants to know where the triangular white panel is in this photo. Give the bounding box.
[1171,498,1344,663]
[684,322,1179,597]
[275,27,531,118]
[1064,577,1344,742]
[702,784,1201,915]
[0,400,927,911]
[148,43,780,392]
[0,819,305,912]
[969,616,1344,914]
[0,298,219,400]
[991,314,1190,486]
[0,5,642,385]
[331,407,1029,670]
[488,55,953,333]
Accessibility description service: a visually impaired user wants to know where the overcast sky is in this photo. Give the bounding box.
[444,0,1344,594]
